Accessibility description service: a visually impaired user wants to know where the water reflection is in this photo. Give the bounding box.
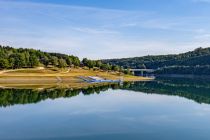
[1,77,210,140]
[0,84,118,107]
[0,77,210,107]
[122,77,210,104]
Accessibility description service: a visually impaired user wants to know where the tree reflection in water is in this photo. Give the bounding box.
[1,77,210,107]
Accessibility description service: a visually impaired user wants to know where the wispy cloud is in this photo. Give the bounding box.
[0,0,210,59]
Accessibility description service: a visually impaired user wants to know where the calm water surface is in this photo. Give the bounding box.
[0,77,210,140]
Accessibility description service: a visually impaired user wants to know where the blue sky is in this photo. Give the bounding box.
[1,0,210,59]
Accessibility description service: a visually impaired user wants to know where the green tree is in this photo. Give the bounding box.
[0,58,9,69]
[82,58,88,66]
[58,59,67,68]
[9,57,15,69]
[24,52,30,66]
[124,69,132,75]
[50,56,58,66]
[112,65,120,71]
[41,56,49,67]
[72,57,80,66]
[66,57,73,66]
[100,64,109,70]
[95,60,102,68]
[87,60,95,68]
[9,53,26,68]
[29,54,39,67]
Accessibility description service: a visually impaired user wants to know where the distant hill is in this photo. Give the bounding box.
[102,47,210,75]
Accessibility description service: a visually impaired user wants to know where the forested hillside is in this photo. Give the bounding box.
[103,47,210,69]
[0,45,129,73]
[0,45,80,69]
[102,47,210,75]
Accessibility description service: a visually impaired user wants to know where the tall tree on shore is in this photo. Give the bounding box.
[0,58,9,69]
[50,56,58,66]
[29,54,39,67]
[58,59,67,68]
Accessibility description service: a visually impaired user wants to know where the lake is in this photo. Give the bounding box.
[1,77,210,140]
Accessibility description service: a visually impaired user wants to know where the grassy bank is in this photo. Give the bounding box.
[0,67,153,88]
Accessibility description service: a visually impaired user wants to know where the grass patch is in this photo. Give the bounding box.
[0,68,153,86]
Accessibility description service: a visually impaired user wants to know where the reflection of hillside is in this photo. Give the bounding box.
[1,77,210,107]
[122,77,210,104]
[0,84,118,107]
[156,77,210,88]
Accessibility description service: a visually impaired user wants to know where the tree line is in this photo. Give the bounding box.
[103,47,210,69]
[102,47,210,75]
[155,65,210,75]
[82,58,132,74]
[0,45,131,74]
[0,45,80,69]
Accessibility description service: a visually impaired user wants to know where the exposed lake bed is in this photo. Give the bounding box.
[0,68,152,88]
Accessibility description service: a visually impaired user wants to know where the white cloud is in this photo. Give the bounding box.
[0,0,210,59]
